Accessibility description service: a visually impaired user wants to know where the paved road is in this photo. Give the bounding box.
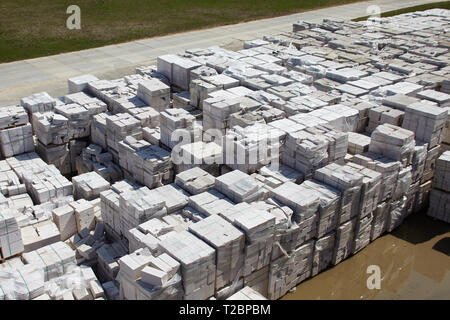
[0,0,442,105]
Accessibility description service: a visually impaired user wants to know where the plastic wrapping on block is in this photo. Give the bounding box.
[268,240,313,300]
[0,265,45,300]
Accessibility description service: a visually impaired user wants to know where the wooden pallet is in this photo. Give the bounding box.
[0,247,23,264]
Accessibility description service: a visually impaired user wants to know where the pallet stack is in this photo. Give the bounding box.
[428,151,450,223]
[0,105,34,159]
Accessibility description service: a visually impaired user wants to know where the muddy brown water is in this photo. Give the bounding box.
[282,212,450,300]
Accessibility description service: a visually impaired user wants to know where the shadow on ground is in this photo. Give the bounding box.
[391,211,450,245]
[433,237,450,256]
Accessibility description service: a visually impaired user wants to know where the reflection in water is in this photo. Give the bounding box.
[282,212,450,300]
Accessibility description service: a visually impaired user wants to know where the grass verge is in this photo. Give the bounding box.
[353,1,450,21]
[0,0,364,63]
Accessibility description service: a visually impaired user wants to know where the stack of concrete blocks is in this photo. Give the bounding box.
[151,184,189,215]
[347,132,371,155]
[75,144,123,183]
[382,81,423,97]
[67,140,89,175]
[270,182,319,245]
[417,90,450,108]
[72,171,110,201]
[0,106,34,159]
[251,164,304,194]
[202,96,242,135]
[344,163,381,253]
[304,125,348,163]
[172,91,191,109]
[176,141,222,174]
[35,141,71,176]
[142,126,161,146]
[117,248,183,300]
[229,104,285,128]
[157,55,202,91]
[134,216,189,241]
[32,112,71,174]
[227,286,267,300]
[0,209,24,259]
[219,202,275,278]
[370,202,390,241]
[118,187,167,236]
[52,205,78,241]
[403,101,448,150]
[241,264,269,298]
[137,79,170,112]
[250,198,299,261]
[190,79,220,109]
[314,163,363,225]
[105,113,143,162]
[282,130,329,179]
[33,101,92,174]
[382,94,419,112]
[427,151,450,223]
[118,137,172,189]
[69,199,96,232]
[63,91,108,119]
[302,180,340,239]
[20,164,72,205]
[386,196,407,233]
[4,193,33,214]
[311,232,335,276]
[22,241,76,281]
[223,123,283,174]
[393,166,413,202]
[20,92,56,116]
[306,106,343,130]
[158,230,216,300]
[0,161,26,197]
[422,142,442,183]
[91,112,111,150]
[136,65,169,85]
[351,152,401,204]
[0,264,45,300]
[215,170,265,203]
[68,74,99,94]
[85,79,122,110]
[322,104,359,132]
[345,101,374,133]
[175,167,215,195]
[409,142,428,207]
[54,103,91,140]
[331,218,356,265]
[403,101,448,183]
[267,240,314,300]
[188,189,235,218]
[367,105,404,133]
[189,214,245,298]
[369,124,415,167]
[126,224,161,255]
[21,220,61,252]
[20,194,74,228]
[188,64,218,83]
[96,240,129,282]
[0,255,24,269]
[160,108,201,149]
[278,95,328,117]
[289,113,326,130]
[126,106,160,129]
[41,265,105,300]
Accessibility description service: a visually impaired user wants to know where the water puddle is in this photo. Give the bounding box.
[282,212,450,300]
